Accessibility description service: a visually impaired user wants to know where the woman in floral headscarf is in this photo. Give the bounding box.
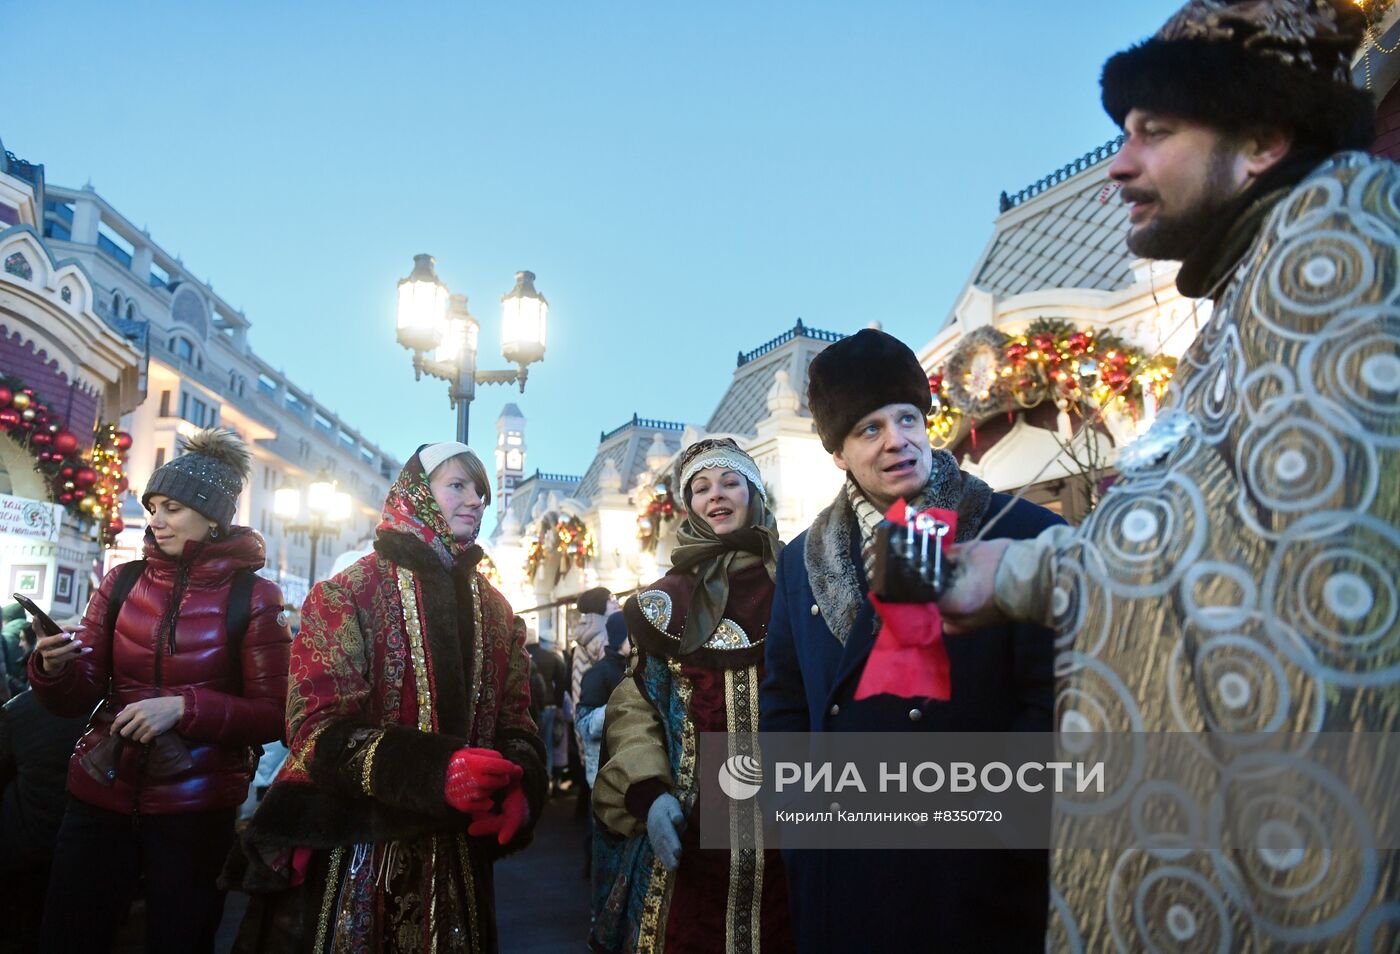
[231,442,545,954]
[591,438,794,954]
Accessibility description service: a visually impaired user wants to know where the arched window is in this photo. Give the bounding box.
[112,291,121,314]
[125,302,135,320]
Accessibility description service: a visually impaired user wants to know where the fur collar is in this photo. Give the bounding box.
[804,451,992,645]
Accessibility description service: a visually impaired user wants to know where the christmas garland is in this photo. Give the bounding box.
[477,551,503,589]
[0,376,133,546]
[524,513,596,584]
[927,318,1176,449]
[637,482,679,552]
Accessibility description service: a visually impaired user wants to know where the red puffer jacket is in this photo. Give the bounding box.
[29,527,291,814]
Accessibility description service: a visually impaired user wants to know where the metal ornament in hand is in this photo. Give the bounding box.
[872,513,955,602]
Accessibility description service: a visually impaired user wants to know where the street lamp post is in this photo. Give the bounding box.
[395,255,549,444]
[273,470,352,584]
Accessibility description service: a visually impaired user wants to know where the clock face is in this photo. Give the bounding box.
[505,449,523,471]
[967,349,998,398]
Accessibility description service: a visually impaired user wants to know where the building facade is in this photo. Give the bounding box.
[36,175,399,608]
[489,320,848,646]
[0,141,143,619]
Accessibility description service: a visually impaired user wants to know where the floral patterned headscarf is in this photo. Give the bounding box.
[376,447,473,568]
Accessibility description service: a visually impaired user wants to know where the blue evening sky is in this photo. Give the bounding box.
[7,0,1179,508]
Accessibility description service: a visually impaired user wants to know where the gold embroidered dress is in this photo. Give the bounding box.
[592,563,794,954]
[231,454,545,954]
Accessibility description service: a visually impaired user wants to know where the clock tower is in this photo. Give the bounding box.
[495,403,526,515]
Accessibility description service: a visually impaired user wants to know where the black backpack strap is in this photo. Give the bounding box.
[103,560,147,644]
[225,569,258,695]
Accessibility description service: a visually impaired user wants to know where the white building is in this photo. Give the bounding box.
[0,141,143,619]
[490,320,848,645]
[38,179,399,607]
[918,136,1198,521]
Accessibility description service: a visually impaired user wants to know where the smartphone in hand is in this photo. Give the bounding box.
[12,593,64,637]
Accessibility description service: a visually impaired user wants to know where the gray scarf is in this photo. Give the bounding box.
[804,450,993,645]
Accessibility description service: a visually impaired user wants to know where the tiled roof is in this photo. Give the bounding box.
[969,136,1135,300]
[575,419,685,502]
[705,320,844,435]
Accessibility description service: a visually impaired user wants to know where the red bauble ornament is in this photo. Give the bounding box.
[59,492,74,505]
[0,408,20,429]
[54,429,80,454]
[107,517,125,534]
[74,467,98,488]
[114,432,133,451]
[0,386,11,408]
[61,465,75,478]
[31,431,51,446]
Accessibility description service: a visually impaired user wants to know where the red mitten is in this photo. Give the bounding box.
[468,783,530,846]
[444,747,523,814]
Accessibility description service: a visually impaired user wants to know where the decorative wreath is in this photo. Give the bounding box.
[942,326,1014,419]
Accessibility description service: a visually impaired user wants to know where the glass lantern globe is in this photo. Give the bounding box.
[500,271,548,366]
[396,254,449,354]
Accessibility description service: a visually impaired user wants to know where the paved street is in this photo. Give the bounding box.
[114,790,595,952]
[496,790,594,952]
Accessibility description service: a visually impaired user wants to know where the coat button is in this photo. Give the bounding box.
[908,708,922,722]
[829,704,840,717]
[809,604,820,616]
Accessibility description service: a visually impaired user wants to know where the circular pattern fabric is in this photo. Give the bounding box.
[1046,152,1400,951]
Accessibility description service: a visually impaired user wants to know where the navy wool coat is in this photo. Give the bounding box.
[760,493,1062,953]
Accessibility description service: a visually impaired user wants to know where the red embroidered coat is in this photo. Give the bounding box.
[232,529,545,954]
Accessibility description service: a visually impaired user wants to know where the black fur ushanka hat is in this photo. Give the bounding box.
[806,329,931,453]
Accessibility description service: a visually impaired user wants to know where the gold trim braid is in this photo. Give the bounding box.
[314,845,345,953]
[455,834,482,952]
[396,567,435,733]
[724,665,763,954]
[466,575,484,737]
[359,731,385,797]
[635,660,698,954]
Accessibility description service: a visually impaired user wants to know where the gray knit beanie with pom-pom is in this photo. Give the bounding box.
[141,427,251,527]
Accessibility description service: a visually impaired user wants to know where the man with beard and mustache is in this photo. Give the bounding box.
[940,1,1399,949]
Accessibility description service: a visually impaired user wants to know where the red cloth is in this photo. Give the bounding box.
[854,500,955,702]
[28,528,291,814]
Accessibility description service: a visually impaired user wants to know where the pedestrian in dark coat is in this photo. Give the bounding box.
[0,688,88,951]
[759,329,1062,953]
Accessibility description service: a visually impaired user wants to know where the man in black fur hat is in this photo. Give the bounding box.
[939,1,1399,948]
[759,327,1064,952]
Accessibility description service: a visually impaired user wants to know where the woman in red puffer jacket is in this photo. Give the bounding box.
[29,427,291,954]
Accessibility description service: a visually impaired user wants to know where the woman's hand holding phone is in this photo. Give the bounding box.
[34,628,89,675]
